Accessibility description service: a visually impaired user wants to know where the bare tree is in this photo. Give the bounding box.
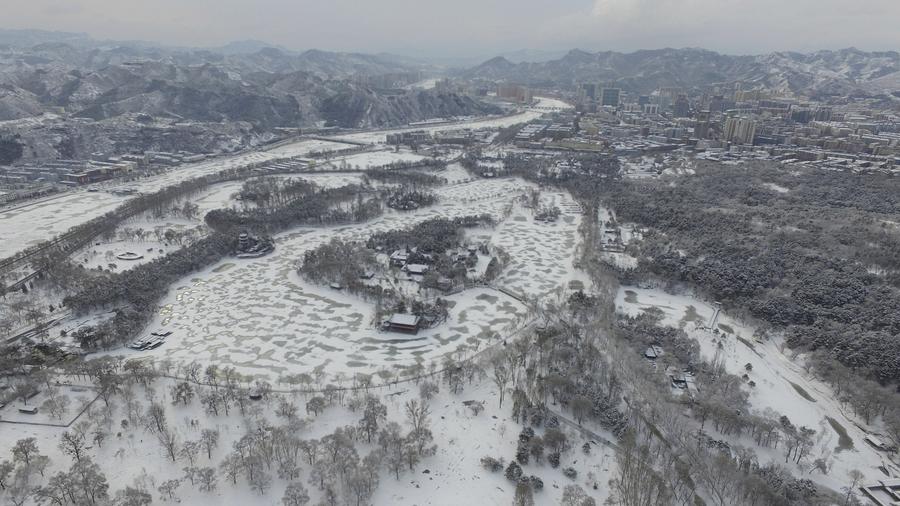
[611,433,671,506]
[157,479,181,502]
[197,467,217,492]
[157,428,180,463]
[200,429,220,460]
[844,469,864,506]
[11,438,39,467]
[59,431,87,463]
[144,402,168,434]
[179,440,201,467]
[492,360,511,408]
[282,481,311,506]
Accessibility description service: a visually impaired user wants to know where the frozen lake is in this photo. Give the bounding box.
[116,177,587,381]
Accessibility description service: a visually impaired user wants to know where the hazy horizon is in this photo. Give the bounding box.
[2,0,899,60]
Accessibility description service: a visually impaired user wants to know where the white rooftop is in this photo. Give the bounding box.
[388,314,420,326]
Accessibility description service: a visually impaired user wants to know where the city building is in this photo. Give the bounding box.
[600,87,621,107]
[695,111,711,139]
[579,83,600,102]
[724,116,758,145]
[673,94,691,118]
[496,84,533,104]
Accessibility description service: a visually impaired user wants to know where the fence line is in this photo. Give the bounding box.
[0,387,100,429]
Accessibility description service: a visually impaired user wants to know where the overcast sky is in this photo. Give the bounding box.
[4,0,900,58]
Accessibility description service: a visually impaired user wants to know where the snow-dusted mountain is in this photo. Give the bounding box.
[463,47,900,98]
[0,42,494,127]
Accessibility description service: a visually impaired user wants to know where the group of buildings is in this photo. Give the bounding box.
[0,157,139,186]
[510,80,900,171]
[385,128,494,148]
[496,84,534,104]
[0,149,219,207]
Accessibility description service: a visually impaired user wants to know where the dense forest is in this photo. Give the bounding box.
[0,134,24,164]
[366,215,495,256]
[600,161,900,384]
[362,168,446,187]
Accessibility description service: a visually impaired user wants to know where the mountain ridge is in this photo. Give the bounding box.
[462,47,900,97]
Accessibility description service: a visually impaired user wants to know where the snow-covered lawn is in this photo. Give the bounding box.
[74,240,173,272]
[0,385,97,426]
[438,163,476,185]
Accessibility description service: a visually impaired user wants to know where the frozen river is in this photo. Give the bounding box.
[0,98,569,260]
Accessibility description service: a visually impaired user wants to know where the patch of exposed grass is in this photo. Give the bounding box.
[789,381,817,402]
[826,416,854,453]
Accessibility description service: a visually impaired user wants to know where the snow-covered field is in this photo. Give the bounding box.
[74,240,174,272]
[0,372,612,506]
[325,150,427,170]
[438,163,476,184]
[264,139,349,157]
[615,285,893,490]
[0,385,96,426]
[0,191,128,258]
[105,178,586,383]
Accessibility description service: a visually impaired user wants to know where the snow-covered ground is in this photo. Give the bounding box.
[0,144,319,259]
[57,174,368,283]
[99,178,586,383]
[74,240,174,272]
[763,182,791,193]
[325,150,427,170]
[404,78,439,90]
[438,163,476,185]
[327,96,571,145]
[264,139,349,157]
[615,285,895,490]
[0,371,612,506]
[0,191,128,258]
